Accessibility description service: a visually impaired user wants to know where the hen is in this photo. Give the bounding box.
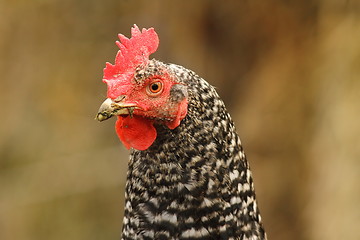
[96,25,267,240]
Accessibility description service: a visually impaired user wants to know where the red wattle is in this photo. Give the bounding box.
[115,116,157,151]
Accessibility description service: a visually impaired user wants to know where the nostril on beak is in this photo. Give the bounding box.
[114,95,126,103]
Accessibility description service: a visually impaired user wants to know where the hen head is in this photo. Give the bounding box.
[96,25,188,151]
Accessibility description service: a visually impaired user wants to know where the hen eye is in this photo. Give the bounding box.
[147,81,163,96]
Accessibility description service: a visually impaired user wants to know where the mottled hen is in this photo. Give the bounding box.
[96,25,266,240]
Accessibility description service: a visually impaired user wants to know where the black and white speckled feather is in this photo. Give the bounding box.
[119,59,266,240]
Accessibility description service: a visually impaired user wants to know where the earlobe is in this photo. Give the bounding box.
[165,98,188,130]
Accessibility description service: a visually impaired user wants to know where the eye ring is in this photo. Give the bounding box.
[146,80,163,96]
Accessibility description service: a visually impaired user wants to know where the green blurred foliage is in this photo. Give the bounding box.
[0,1,359,240]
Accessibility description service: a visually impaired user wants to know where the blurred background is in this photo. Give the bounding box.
[1,0,359,239]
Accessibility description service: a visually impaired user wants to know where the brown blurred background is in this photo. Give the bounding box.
[1,0,359,239]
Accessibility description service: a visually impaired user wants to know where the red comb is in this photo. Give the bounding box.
[103,25,159,98]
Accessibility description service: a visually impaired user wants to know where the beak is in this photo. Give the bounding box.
[95,97,136,122]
